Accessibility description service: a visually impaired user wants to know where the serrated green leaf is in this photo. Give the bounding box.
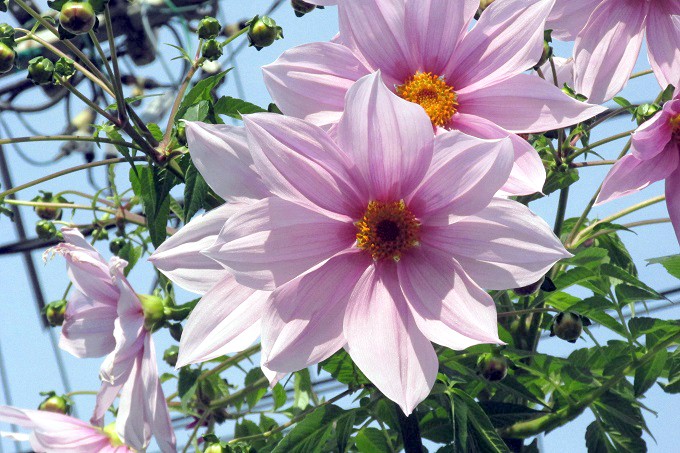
[178,367,200,409]
[294,369,312,410]
[553,267,598,291]
[600,264,661,299]
[646,254,680,280]
[662,349,680,394]
[272,405,351,453]
[585,421,618,453]
[634,348,668,396]
[449,389,510,453]
[245,368,268,408]
[477,402,548,429]
[117,242,142,276]
[183,161,209,222]
[355,427,389,453]
[214,96,268,120]
[335,411,355,453]
[564,247,609,268]
[320,350,370,386]
[176,70,231,120]
[592,391,647,453]
[272,383,287,410]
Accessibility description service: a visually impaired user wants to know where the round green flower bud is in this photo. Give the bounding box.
[109,237,126,255]
[38,394,71,414]
[550,312,583,343]
[247,15,283,50]
[138,294,166,331]
[0,42,15,74]
[32,191,65,220]
[59,1,96,36]
[54,57,76,80]
[27,57,55,86]
[0,23,15,48]
[291,0,316,17]
[175,121,187,146]
[513,276,545,296]
[197,16,221,40]
[36,220,58,240]
[479,354,508,382]
[204,444,226,453]
[163,345,179,367]
[201,39,223,62]
[45,299,68,327]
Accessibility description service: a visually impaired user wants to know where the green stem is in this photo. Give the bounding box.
[209,376,269,409]
[198,344,261,382]
[57,77,119,124]
[553,187,570,238]
[567,130,635,162]
[0,134,141,150]
[570,159,616,168]
[5,198,116,215]
[630,69,653,79]
[580,218,670,245]
[103,5,128,125]
[497,307,557,318]
[500,332,680,438]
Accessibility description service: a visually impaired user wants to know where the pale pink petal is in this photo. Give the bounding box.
[445,0,554,90]
[262,251,369,373]
[344,263,438,415]
[645,1,680,91]
[457,73,606,133]
[338,0,413,83]
[665,166,680,244]
[407,131,513,218]
[630,101,677,160]
[337,72,434,200]
[91,381,122,426]
[205,197,355,290]
[0,406,33,427]
[573,0,648,104]
[149,203,242,294]
[451,113,546,196]
[596,150,679,205]
[261,360,286,386]
[177,274,269,367]
[60,290,117,358]
[403,0,477,75]
[262,42,370,127]
[141,336,176,453]
[243,113,366,216]
[538,56,575,89]
[546,0,600,41]
[398,248,502,348]
[423,198,571,289]
[185,122,270,203]
[116,354,149,451]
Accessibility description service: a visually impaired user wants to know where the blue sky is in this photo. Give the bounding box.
[0,2,678,451]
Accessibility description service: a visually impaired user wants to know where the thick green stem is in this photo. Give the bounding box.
[570,160,616,168]
[0,135,140,150]
[567,130,634,162]
[103,5,128,125]
[198,344,261,382]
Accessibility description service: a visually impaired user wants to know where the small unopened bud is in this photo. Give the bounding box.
[291,0,316,17]
[0,23,15,46]
[109,237,126,255]
[550,312,587,343]
[478,353,508,382]
[204,445,226,453]
[163,345,179,367]
[38,393,71,414]
[44,299,67,326]
[175,121,187,146]
[0,28,15,74]
[138,294,166,331]
[36,220,59,240]
[513,276,545,296]
[92,227,108,241]
[197,16,221,40]
[27,57,55,86]
[59,1,96,36]
[247,15,283,51]
[201,39,223,61]
[54,57,76,80]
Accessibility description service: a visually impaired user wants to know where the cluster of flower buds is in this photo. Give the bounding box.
[0,23,15,74]
[26,56,75,86]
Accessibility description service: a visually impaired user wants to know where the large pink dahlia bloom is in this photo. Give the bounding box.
[0,406,133,452]
[547,0,680,103]
[263,0,605,195]
[188,72,570,413]
[596,93,680,241]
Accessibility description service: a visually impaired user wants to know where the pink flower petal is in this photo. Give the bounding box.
[573,0,649,104]
[344,263,438,415]
[596,150,679,205]
[665,166,680,244]
[91,381,122,426]
[450,113,546,196]
[243,113,366,216]
[149,203,242,295]
[398,248,502,348]
[423,198,571,289]
[177,274,269,367]
[630,101,677,160]
[337,72,434,201]
[338,0,413,83]
[457,73,606,133]
[262,251,369,373]
[407,131,513,219]
[205,197,355,290]
[403,0,477,75]
[262,42,370,127]
[646,1,680,91]
[445,0,554,90]
[141,336,176,453]
[115,354,148,451]
[59,290,117,358]
[546,0,601,41]
[185,122,269,203]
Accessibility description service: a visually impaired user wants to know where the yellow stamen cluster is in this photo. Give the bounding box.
[355,200,420,262]
[670,114,680,141]
[396,72,458,126]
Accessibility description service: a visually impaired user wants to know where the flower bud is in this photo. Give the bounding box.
[138,294,166,331]
[0,42,14,74]
[175,121,187,146]
[27,57,55,86]
[92,227,109,241]
[32,191,65,220]
[291,0,316,17]
[59,1,96,36]
[44,299,67,326]
[163,345,179,367]
[38,393,72,414]
[550,312,585,343]
[54,56,76,80]
[513,276,545,296]
[204,444,226,453]
[478,353,508,382]
[201,39,223,62]
[247,15,283,51]
[197,17,221,40]
[0,23,15,46]
[36,220,58,240]
[109,237,126,255]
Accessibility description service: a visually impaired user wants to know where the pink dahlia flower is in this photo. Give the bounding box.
[195,72,571,413]
[263,0,605,195]
[547,0,680,104]
[47,228,118,358]
[0,405,133,452]
[596,93,680,241]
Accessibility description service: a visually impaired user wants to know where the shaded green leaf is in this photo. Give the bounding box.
[272,405,352,453]
[647,254,680,280]
[355,427,389,453]
[634,348,668,396]
[214,96,267,120]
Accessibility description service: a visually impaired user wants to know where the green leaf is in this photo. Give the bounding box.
[272,405,352,453]
[564,247,609,268]
[543,167,579,196]
[184,100,212,122]
[320,350,370,386]
[613,96,633,109]
[634,348,668,396]
[294,369,313,410]
[146,122,164,142]
[176,69,231,120]
[272,383,287,410]
[335,411,356,453]
[449,389,510,453]
[552,267,598,291]
[214,96,268,119]
[101,124,136,169]
[245,368,268,408]
[178,367,200,409]
[600,264,662,299]
[419,404,452,443]
[646,254,680,280]
[662,349,680,394]
[129,165,178,247]
[477,402,548,429]
[355,427,390,453]
[592,391,647,453]
[116,242,142,276]
[585,421,618,453]
[182,160,209,222]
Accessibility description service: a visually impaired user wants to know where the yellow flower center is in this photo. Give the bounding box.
[396,72,458,127]
[355,200,420,262]
[670,114,680,140]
